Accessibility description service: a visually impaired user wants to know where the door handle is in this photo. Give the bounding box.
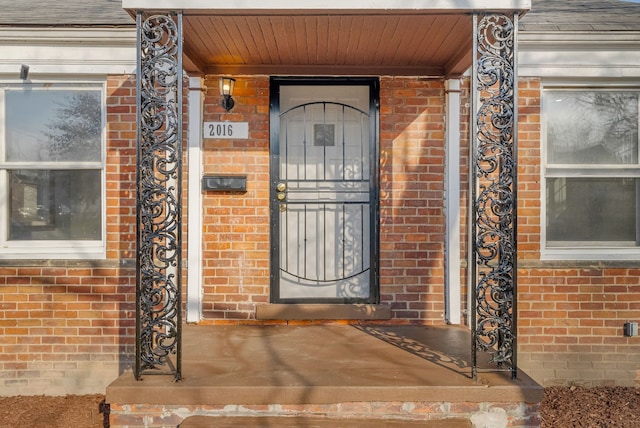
[276,182,287,202]
[276,182,287,211]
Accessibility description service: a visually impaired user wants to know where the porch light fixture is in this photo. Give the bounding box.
[219,77,235,111]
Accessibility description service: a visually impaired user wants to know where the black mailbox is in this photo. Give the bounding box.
[202,175,247,192]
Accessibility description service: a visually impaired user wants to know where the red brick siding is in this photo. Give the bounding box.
[199,76,450,325]
[456,77,640,386]
[515,78,640,387]
[106,76,138,261]
[517,78,543,261]
[2,71,638,394]
[200,76,271,321]
[378,77,447,324]
[0,75,137,395]
[518,267,640,386]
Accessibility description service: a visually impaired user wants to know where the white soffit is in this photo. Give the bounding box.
[122,0,530,13]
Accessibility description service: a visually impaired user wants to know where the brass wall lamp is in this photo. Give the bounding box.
[219,77,235,111]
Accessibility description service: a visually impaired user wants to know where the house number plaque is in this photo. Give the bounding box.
[204,122,249,139]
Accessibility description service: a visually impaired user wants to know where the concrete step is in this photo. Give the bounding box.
[179,415,472,427]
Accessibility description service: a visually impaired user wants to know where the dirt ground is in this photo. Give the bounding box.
[0,387,639,427]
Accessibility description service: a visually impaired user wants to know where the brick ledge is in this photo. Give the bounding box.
[256,303,391,320]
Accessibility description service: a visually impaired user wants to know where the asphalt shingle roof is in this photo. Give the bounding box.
[0,0,133,26]
[0,0,639,31]
[521,0,640,31]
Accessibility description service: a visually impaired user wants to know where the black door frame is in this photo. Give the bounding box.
[269,76,380,304]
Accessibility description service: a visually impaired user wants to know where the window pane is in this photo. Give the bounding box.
[547,91,639,165]
[546,177,637,245]
[5,89,102,162]
[9,170,101,240]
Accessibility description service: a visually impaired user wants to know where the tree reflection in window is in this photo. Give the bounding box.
[547,91,638,165]
[45,91,102,161]
[545,90,640,246]
[6,87,102,241]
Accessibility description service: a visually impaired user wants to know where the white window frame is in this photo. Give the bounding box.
[0,79,107,259]
[541,83,640,261]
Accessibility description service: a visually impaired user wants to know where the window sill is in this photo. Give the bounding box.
[521,258,640,269]
[541,247,640,262]
[0,242,106,260]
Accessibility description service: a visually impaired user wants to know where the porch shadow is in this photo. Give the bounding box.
[354,325,474,375]
[107,324,542,406]
[354,324,526,380]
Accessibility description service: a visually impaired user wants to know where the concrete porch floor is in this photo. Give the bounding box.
[106,324,543,427]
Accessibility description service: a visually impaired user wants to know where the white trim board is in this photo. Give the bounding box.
[0,28,136,76]
[445,79,462,325]
[519,31,640,78]
[186,76,205,323]
[123,0,530,13]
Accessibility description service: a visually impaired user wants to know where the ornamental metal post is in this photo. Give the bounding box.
[470,13,519,380]
[135,11,183,381]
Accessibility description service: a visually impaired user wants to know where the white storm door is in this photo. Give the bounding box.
[272,82,377,303]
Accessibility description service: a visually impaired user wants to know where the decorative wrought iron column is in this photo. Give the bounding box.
[470,13,519,380]
[135,11,183,380]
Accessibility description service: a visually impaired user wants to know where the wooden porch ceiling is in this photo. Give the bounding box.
[180,13,474,77]
[125,1,531,76]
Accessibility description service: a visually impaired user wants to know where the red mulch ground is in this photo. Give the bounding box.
[0,394,105,428]
[540,386,640,427]
[0,387,639,427]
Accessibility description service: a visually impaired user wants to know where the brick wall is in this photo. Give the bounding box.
[2,72,637,396]
[516,78,543,262]
[0,266,135,395]
[199,76,450,324]
[0,75,453,396]
[0,75,137,396]
[515,78,640,387]
[378,77,447,324]
[456,77,640,387]
[200,75,272,321]
[519,266,640,386]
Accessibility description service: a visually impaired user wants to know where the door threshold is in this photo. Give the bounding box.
[256,304,391,320]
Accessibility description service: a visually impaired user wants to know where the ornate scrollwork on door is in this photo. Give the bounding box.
[471,13,518,379]
[135,12,183,380]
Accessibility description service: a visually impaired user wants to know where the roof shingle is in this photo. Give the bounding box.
[520,0,640,31]
[0,0,133,26]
